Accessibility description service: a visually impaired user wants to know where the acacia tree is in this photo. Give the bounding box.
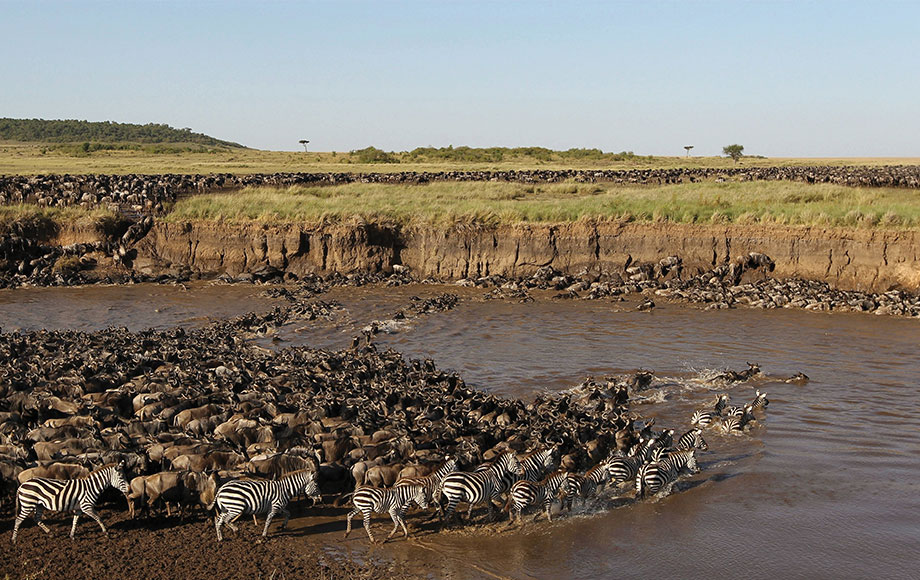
[684,145,694,157]
[299,139,310,152]
[723,144,744,162]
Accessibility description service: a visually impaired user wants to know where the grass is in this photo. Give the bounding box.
[163,180,920,229]
[2,143,919,175]
[0,205,120,236]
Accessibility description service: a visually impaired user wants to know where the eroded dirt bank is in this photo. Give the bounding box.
[136,221,920,292]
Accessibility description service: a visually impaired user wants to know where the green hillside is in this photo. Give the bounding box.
[0,118,245,148]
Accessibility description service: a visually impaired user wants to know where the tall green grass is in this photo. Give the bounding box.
[164,180,920,229]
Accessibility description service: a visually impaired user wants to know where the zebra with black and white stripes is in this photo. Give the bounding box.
[394,456,458,509]
[636,449,698,498]
[345,484,428,544]
[751,390,769,411]
[518,447,556,483]
[691,394,731,428]
[441,452,521,525]
[563,461,610,510]
[675,428,708,451]
[506,471,571,525]
[12,462,130,543]
[721,392,768,432]
[720,404,756,433]
[213,469,321,541]
[606,437,659,487]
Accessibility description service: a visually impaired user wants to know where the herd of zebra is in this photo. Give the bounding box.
[10,389,768,545]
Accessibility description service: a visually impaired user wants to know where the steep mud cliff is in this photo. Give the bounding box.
[135,220,920,292]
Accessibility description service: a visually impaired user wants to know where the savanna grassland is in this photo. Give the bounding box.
[164,180,920,230]
[3,142,919,175]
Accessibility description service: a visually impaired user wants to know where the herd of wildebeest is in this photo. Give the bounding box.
[0,280,778,544]
[2,165,920,214]
[0,165,907,547]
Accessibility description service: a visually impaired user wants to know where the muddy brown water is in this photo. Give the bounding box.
[1,283,918,579]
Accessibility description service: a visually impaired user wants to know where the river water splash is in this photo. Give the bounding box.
[0,283,917,579]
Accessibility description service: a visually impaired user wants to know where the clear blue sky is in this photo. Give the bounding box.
[2,1,918,156]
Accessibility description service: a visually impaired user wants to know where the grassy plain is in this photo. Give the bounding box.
[2,143,919,175]
[164,180,920,229]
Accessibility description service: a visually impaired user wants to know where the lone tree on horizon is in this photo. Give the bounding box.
[299,139,310,152]
[723,144,744,163]
[684,145,694,157]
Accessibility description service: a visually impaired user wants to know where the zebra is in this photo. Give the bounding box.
[691,394,731,427]
[563,461,611,510]
[636,449,698,498]
[394,456,458,510]
[518,447,556,483]
[751,390,769,411]
[675,428,708,451]
[12,462,130,543]
[506,471,571,525]
[468,446,553,501]
[606,436,660,487]
[655,429,675,449]
[720,405,755,433]
[344,484,428,544]
[213,469,321,541]
[441,452,521,525]
[724,402,754,419]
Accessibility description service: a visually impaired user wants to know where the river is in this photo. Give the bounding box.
[0,282,917,579]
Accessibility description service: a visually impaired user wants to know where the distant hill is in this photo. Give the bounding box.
[0,118,245,148]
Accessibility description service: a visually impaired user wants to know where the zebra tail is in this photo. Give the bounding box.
[501,495,512,513]
[333,491,355,507]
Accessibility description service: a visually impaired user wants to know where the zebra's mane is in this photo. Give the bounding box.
[520,447,548,461]
[585,462,607,476]
[280,468,316,480]
[540,470,568,484]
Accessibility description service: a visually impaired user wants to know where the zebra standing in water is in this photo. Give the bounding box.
[461,447,554,513]
[675,428,709,451]
[394,456,458,510]
[636,449,699,498]
[517,447,556,483]
[751,390,769,410]
[441,452,521,525]
[562,461,611,511]
[12,463,130,543]
[691,394,731,427]
[213,469,321,541]
[606,436,660,488]
[345,484,428,544]
[721,404,756,433]
[506,471,572,525]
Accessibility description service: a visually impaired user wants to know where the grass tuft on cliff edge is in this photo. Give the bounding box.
[164,180,920,229]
